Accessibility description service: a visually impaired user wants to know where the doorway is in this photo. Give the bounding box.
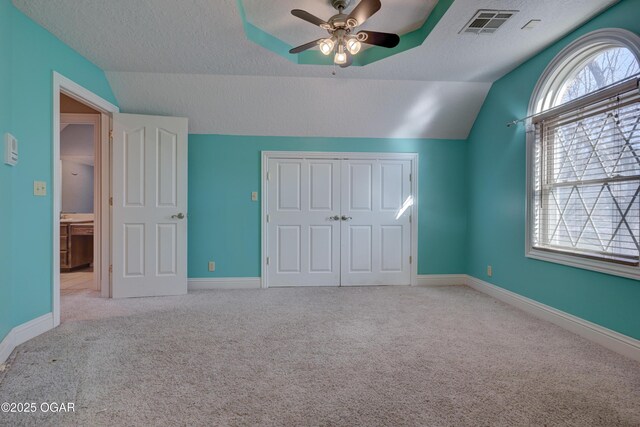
[53,72,119,327]
[59,105,100,296]
[262,152,418,288]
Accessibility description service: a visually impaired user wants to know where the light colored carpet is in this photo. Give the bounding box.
[0,285,639,426]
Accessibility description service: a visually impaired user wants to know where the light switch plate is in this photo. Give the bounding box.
[34,181,47,196]
[208,261,216,272]
[251,192,258,201]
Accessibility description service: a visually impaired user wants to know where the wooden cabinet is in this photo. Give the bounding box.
[60,222,93,271]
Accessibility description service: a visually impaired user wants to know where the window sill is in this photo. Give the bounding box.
[526,248,640,281]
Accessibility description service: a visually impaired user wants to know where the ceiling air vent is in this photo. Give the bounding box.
[460,10,518,35]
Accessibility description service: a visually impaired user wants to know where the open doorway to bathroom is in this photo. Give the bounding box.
[59,94,101,298]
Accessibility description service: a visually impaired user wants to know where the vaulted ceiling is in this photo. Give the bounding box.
[14,0,618,138]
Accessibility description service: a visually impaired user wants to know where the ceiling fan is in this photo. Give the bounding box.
[288,0,400,67]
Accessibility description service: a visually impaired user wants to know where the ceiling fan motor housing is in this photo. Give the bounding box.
[331,0,351,11]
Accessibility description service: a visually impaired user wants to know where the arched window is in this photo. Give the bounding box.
[527,29,640,278]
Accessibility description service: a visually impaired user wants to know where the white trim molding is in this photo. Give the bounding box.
[466,276,640,363]
[188,277,261,291]
[52,72,119,327]
[0,313,54,364]
[416,274,467,286]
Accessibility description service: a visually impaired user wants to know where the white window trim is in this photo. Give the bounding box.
[525,28,640,280]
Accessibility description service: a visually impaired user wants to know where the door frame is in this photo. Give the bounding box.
[52,72,119,327]
[261,151,419,289]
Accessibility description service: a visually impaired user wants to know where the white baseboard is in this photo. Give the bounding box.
[188,277,261,290]
[416,274,467,286]
[466,276,640,363]
[0,313,54,364]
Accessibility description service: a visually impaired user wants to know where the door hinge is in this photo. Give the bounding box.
[266,172,271,181]
[266,257,270,266]
[266,214,270,223]
[109,264,113,273]
[409,256,412,264]
[109,130,113,141]
[109,197,113,206]
[409,215,412,223]
[409,173,412,182]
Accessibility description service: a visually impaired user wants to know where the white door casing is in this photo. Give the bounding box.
[112,113,188,298]
[263,152,417,288]
[341,159,412,286]
[266,158,342,287]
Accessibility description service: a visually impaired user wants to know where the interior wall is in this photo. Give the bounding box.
[0,0,117,342]
[0,0,14,341]
[188,134,468,278]
[466,0,640,340]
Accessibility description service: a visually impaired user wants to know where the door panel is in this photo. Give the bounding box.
[266,156,412,287]
[112,113,188,298]
[267,158,341,287]
[341,159,412,286]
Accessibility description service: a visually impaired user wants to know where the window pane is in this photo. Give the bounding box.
[558,47,639,105]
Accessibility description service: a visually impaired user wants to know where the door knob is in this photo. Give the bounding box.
[341,216,352,221]
[171,213,185,219]
[329,215,340,221]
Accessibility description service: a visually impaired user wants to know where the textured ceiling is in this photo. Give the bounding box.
[105,72,491,139]
[12,0,618,138]
[12,0,617,82]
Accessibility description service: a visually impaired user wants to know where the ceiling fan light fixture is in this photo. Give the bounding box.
[319,38,335,55]
[346,37,361,55]
[334,45,347,65]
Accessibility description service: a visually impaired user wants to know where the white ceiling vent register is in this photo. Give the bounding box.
[460,10,518,35]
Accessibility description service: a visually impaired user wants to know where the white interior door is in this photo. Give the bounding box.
[112,113,188,298]
[265,155,413,287]
[340,159,412,286]
[266,158,341,287]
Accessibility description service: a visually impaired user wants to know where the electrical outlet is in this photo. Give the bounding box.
[487,265,493,277]
[34,181,47,196]
[251,192,258,201]
[208,261,216,272]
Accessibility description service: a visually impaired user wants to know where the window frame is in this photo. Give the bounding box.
[526,28,640,280]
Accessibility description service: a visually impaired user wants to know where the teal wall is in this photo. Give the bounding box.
[188,135,467,278]
[466,0,640,340]
[0,0,13,341]
[0,0,117,341]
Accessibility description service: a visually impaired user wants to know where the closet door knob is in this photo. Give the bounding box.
[341,216,352,221]
[171,213,185,220]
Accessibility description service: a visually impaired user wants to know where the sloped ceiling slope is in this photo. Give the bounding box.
[14,0,617,138]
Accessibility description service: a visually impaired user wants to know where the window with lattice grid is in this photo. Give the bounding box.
[533,80,640,265]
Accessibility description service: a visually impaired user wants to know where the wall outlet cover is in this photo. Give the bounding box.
[208,261,216,272]
[34,181,47,196]
[251,192,258,201]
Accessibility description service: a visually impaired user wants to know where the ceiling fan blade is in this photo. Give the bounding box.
[289,39,323,54]
[339,51,353,68]
[347,0,381,26]
[291,9,331,28]
[357,31,400,48]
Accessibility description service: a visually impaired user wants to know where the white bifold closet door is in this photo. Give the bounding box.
[112,113,189,298]
[341,159,412,286]
[266,156,412,287]
[267,158,342,287]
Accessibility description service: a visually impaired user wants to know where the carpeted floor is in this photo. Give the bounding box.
[0,285,639,426]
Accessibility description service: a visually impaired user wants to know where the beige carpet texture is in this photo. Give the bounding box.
[0,285,639,426]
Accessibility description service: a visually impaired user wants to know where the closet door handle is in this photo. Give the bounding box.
[329,215,340,221]
[341,216,352,221]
